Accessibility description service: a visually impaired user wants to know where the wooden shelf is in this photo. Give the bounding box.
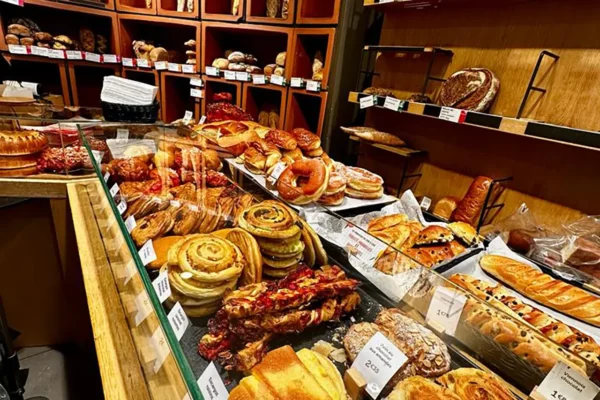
[284,88,327,136]
[348,135,425,157]
[349,91,600,153]
[160,71,201,123]
[290,27,335,88]
[67,61,121,107]
[296,0,341,24]
[116,0,156,15]
[363,45,453,55]
[25,0,116,14]
[242,83,287,129]
[157,0,198,19]
[245,0,296,25]
[58,0,115,10]
[201,76,242,117]
[201,0,243,22]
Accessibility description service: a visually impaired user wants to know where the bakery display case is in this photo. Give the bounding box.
[245,0,296,25]
[200,76,242,118]
[160,72,202,123]
[295,0,341,25]
[67,61,121,107]
[290,27,335,89]
[201,0,243,22]
[241,83,287,129]
[285,88,327,136]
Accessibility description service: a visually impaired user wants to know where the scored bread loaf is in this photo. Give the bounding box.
[340,126,406,147]
[480,255,600,327]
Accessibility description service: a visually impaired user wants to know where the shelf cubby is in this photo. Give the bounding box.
[202,22,293,81]
[284,88,327,136]
[160,72,202,123]
[242,83,287,129]
[118,14,200,66]
[201,0,243,22]
[116,0,156,15]
[201,76,242,116]
[67,61,121,107]
[122,67,161,105]
[59,0,115,10]
[245,0,296,25]
[290,27,335,88]
[296,0,340,24]
[157,0,199,19]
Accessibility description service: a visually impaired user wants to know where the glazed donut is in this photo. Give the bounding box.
[343,166,384,192]
[325,171,346,195]
[345,186,384,200]
[277,159,329,205]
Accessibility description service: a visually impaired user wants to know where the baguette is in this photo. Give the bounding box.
[480,255,600,327]
[340,126,406,147]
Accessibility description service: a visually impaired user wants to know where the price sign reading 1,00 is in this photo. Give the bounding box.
[551,392,567,400]
[364,360,380,374]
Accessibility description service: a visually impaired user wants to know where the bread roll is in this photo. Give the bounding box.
[5,34,19,45]
[8,24,30,37]
[228,51,245,63]
[432,196,459,220]
[276,51,286,67]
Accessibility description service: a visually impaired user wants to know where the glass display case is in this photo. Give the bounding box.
[76,121,600,400]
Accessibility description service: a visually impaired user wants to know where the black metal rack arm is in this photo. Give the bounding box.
[516,50,560,119]
[476,177,513,232]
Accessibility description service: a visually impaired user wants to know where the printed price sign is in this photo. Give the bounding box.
[205,66,219,76]
[290,77,304,88]
[306,80,321,92]
[168,63,182,72]
[252,74,266,85]
[137,58,150,68]
[340,223,387,265]
[190,78,203,87]
[116,128,129,142]
[8,45,28,55]
[124,215,136,233]
[383,96,402,111]
[235,71,249,81]
[199,115,206,124]
[139,240,157,267]
[109,183,120,197]
[425,286,467,336]
[122,58,135,67]
[133,291,153,326]
[102,54,119,63]
[198,362,228,400]
[47,49,65,59]
[420,196,431,211]
[269,162,287,181]
[31,46,49,57]
[85,52,101,63]
[534,362,600,400]
[351,332,408,399]
[117,200,127,215]
[150,327,170,373]
[154,61,168,70]
[167,302,190,341]
[1,0,24,6]
[103,172,110,182]
[190,88,203,98]
[66,50,83,60]
[152,269,171,303]
[182,64,195,74]
[360,95,375,109]
[270,75,285,86]
[224,70,236,81]
[439,107,466,123]
[182,110,193,124]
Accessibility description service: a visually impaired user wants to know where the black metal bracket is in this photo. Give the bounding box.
[476,177,513,232]
[421,50,447,95]
[516,50,560,119]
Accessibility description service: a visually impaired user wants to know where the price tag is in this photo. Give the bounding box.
[360,95,375,109]
[205,66,219,76]
[190,78,203,87]
[8,45,28,55]
[534,362,600,400]
[139,240,157,267]
[167,302,190,341]
[109,183,120,197]
[102,54,119,63]
[116,128,129,142]
[30,46,49,57]
[252,74,266,85]
[290,77,304,88]
[420,196,431,211]
[154,61,168,70]
[439,107,466,123]
[137,58,150,68]
[425,286,467,336]
[149,327,170,373]
[199,115,206,124]
[340,223,387,265]
[117,200,127,215]
[152,270,171,304]
[168,63,181,72]
[383,96,401,111]
[182,64,195,74]
[190,88,203,98]
[85,52,101,63]
[1,0,24,6]
[122,57,135,67]
[235,71,249,81]
[47,49,65,59]
[306,80,321,92]
[182,110,193,125]
[103,171,110,182]
[122,259,137,285]
[268,161,287,182]
[125,215,136,233]
[270,75,285,86]
[91,150,104,164]
[133,291,153,326]
[224,70,236,81]
[66,50,83,60]
[351,332,408,399]
[198,362,228,400]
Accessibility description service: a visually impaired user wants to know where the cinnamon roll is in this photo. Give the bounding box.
[237,200,300,239]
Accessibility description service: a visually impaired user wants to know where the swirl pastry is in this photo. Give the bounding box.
[388,376,460,400]
[238,200,300,239]
[224,228,263,285]
[131,210,174,247]
[436,368,516,400]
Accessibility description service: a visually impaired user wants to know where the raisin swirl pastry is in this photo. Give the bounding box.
[237,200,300,240]
[131,210,174,247]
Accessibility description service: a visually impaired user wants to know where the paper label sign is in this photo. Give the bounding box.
[270,75,285,86]
[190,88,203,98]
[134,290,153,326]
[85,52,101,63]
[351,332,408,399]
[154,61,168,70]
[122,259,137,285]
[168,63,181,72]
[109,183,120,197]
[290,77,304,88]
[306,80,321,92]
[139,240,157,267]
[66,50,84,60]
[137,58,150,68]
[235,71,249,81]
[439,107,466,123]
[116,128,129,142]
[252,74,266,85]
[200,115,206,124]
[198,362,228,400]
[360,95,375,109]
[8,45,28,55]
[533,362,600,400]
[117,200,127,215]
[103,172,110,182]
[182,64,195,74]
[152,269,171,303]
[205,66,219,76]
[1,0,24,6]
[150,327,170,373]
[47,49,65,59]
[122,58,135,67]
[102,54,119,63]
[224,70,236,80]
[425,286,467,336]
[167,302,190,341]
[190,78,203,87]
[31,46,48,57]
[269,162,287,181]
[340,223,387,265]
[383,96,402,111]
[124,215,137,233]
[420,196,431,211]
[183,110,193,124]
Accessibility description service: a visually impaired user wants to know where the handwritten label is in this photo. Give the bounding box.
[137,58,150,68]
[91,150,104,165]
[190,88,203,98]
[125,215,136,233]
[351,332,408,399]
[534,362,600,400]
[205,66,219,77]
[198,362,228,400]
[439,107,466,123]
[66,50,83,60]
[182,110,193,124]
[383,96,401,111]
[122,58,135,67]
[224,70,236,81]
[134,290,153,326]
[340,223,387,265]
[306,80,321,92]
[168,63,181,72]
[139,240,157,267]
[252,74,266,85]
[360,95,375,109]
[47,49,65,59]
[116,128,129,142]
[150,327,170,373]
[154,61,168,70]
[31,46,49,57]
[109,183,120,197]
[420,196,431,211]
[190,78,203,87]
[102,54,118,63]
[8,45,28,55]
[182,64,195,74]
[152,269,171,303]
[290,77,304,88]
[85,52,101,63]
[270,75,285,86]
[235,71,249,81]
[425,286,467,336]
[117,200,127,215]
[167,302,190,341]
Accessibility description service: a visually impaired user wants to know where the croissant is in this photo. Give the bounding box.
[480,255,600,327]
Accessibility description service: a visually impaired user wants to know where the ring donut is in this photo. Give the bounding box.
[343,166,383,192]
[276,159,329,205]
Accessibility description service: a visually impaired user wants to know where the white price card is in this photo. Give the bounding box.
[199,115,207,124]
[8,45,28,55]
[117,200,127,215]
[182,110,193,124]
[66,50,84,60]
[198,362,228,400]
[168,63,181,72]
[252,74,266,85]
[439,106,466,123]
[139,240,157,267]
[109,183,120,197]
[116,128,129,142]
[340,223,387,265]
[1,0,24,6]
[351,332,408,399]
[133,290,153,326]
[533,362,600,400]
[150,327,170,373]
[270,75,285,86]
[91,150,104,164]
[182,64,195,74]
[420,196,431,211]
[122,57,135,67]
[290,77,304,88]
[205,66,219,76]
[425,286,467,336]
[190,78,203,87]
[152,269,171,303]
[190,88,203,98]
[122,259,137,285]
[103,171,110,182]
[137,58,150,68]
[306,80,321,92]
[85,52,101,63]
[167,302,190,341]
[224,70,236,80]
[235,71,249,81]
[30,46,49,57]
[102,54,118,63]
[267,161,287,182]
[124,215,136,233]
[360,95,375,109]
[47,49,65,59]
[154,61,168,70]
[383,96,401,111]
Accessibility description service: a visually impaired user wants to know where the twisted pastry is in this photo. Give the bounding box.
[131,210,174,247]
[171,204,203,235]
[237,200,300,239]
[436,368,516,400]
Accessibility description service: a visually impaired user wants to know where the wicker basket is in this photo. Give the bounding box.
[101,101,160,123]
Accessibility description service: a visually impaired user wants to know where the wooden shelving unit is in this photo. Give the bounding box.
[59,0,115,10]
[201,76,242,117]
[160,72,201,123]
[245,0,296,25]
[242,83,287,129]
[296,0,341,24]
[116,0,156,15]
[157,0,199,19]
[285,88,327,136]
[290,27,335,88]
[68,61,121,107]
[201,0,243,22]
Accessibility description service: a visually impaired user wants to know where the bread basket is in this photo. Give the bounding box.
[101,101,160,123]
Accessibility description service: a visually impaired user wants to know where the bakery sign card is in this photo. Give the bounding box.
[533,362,600,400]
